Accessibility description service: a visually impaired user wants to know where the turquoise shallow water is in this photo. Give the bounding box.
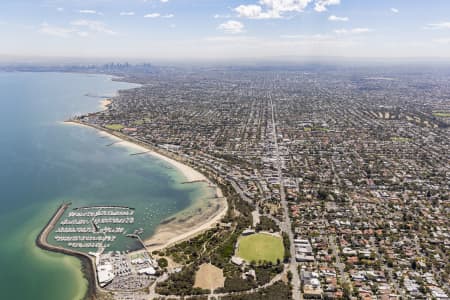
[0,72,208,300]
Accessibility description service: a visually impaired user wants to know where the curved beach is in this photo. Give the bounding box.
[65,120,228,253]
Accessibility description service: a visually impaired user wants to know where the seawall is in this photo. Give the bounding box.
[35,203,101,300]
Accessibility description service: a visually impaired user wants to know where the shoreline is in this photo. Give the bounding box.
[99,99,111,111]
[35,203,100,300]
[66,120,208,183]
[64,120,228,253]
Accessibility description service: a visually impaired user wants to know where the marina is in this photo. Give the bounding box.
[51,205,138,252]
[37,203,161,293]
[0,72,194,300]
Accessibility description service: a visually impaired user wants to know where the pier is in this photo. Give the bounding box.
[106,141,122,147]
[130,150,151,156]
[181,179,207,184]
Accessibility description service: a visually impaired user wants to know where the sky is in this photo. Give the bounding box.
[1,0,450,61]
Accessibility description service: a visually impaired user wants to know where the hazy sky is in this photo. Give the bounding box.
[1,0,450,61]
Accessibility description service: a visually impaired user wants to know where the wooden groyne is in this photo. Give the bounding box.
[181,179,207,184]
[130,151,151,156]
[35,203,102,299]
[106,141,122,147]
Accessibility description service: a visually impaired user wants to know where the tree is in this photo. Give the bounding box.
[287,270,293,282]
[158,258,168,268]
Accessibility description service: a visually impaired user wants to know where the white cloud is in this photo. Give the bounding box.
[235,0,341,19]
[334,28,372,34]
[390,8,399,14]
[57,7,64,12]
[218,20,245,34]
[71,19,116,35]
[120,12,135,16]
[314,0,340,12]
[235,5,277,19]
[261,0,312,13]
[425,22,450,30]
[235,1,309,19]
[38,22,73,38]
[144,13,161,18]
[214,14,232,19]
[328,15,348,22]
[160,0,169,2]
[144,13,173,18]
[79,10,99,15]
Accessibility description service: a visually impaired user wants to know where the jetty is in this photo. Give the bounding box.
[181,179,207,184]
[130,150,151,156]
[106,141,122,147]
[126,234,146,249]
[85,93,110,98]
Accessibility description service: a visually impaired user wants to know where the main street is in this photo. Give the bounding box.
[269,96,301,300]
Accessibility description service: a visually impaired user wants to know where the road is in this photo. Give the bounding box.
[148,272,284,300]
[269,96,301,300]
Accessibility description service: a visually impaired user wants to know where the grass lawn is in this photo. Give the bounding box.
[133,119,145,125]
[237,233,284,264]
[433,112,450,118]
[105,124,124,131]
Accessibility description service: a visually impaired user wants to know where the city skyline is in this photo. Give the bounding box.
[2,0,450,61]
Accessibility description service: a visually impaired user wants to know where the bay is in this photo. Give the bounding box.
[0,72,205,300]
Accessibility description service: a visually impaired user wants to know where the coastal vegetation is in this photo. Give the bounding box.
[220,282,291,300]
[154,180,285,296]
[155,265,209,296]
[157,258,168,269]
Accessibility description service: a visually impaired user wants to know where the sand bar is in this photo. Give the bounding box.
[99,99,112,111]
[145,194,228,252]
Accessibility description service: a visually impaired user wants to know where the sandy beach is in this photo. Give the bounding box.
[64,120,228,252]
[65,121,206,183]
[99,99,112,111]
[144,193,228,252]
[98,130,207,183]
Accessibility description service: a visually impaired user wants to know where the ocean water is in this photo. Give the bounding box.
[0,72,208,300]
